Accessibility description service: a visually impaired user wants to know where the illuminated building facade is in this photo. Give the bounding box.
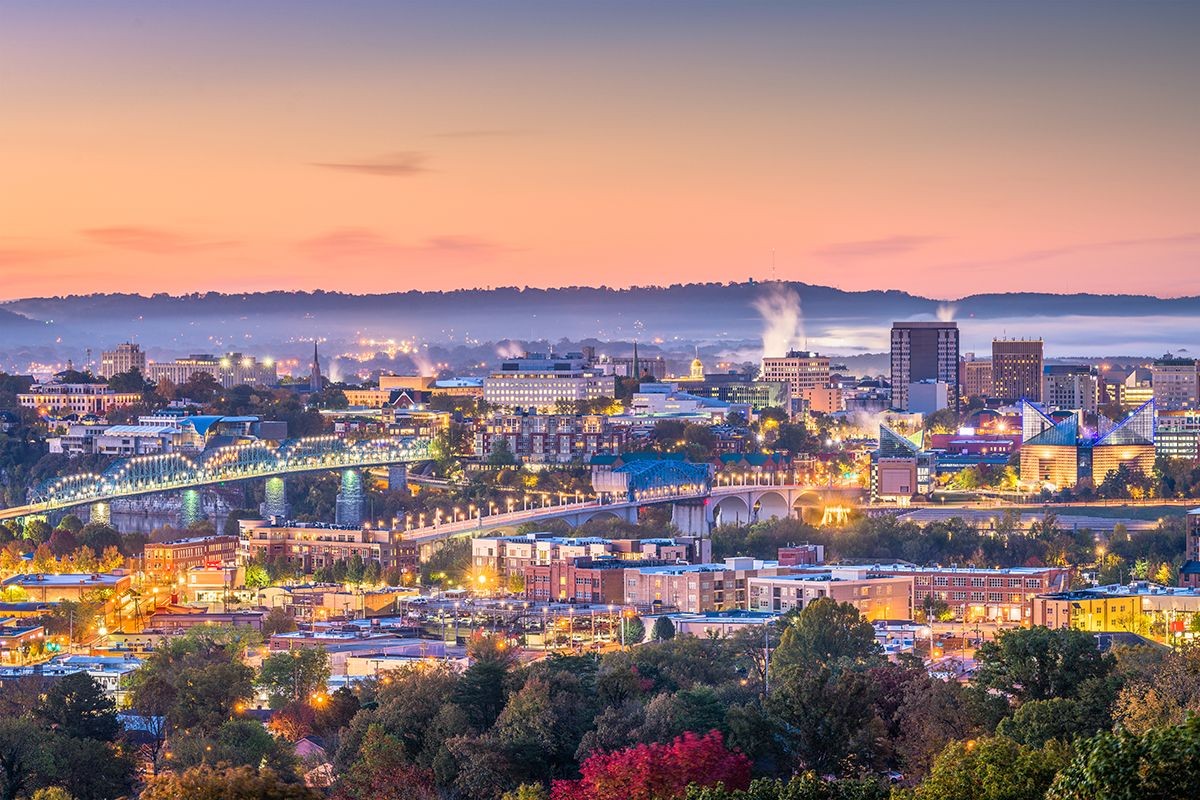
[1019,400,1156,489]
[992,339,1043,402]
[98,342,146,378]
[146,353,277,388]
[761,351,830,399]
[890,322,960,412]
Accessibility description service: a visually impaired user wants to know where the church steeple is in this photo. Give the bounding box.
[310,341,323,392]
[632,340,639,381]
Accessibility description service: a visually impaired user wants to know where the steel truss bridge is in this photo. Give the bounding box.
[0,435,431,521]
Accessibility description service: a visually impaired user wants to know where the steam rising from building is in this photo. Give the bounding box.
[753,285,806,358]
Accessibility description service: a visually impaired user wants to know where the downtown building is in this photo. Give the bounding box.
[18,382,142,416]
[746,567,913,621]
[890,321,960,412]
[473,531,710,581]
[1019,400,1156,490]
[1151,357,1199,411]
[1042,364,1099,414]
[959,353,993,400]
[482,352,616,412]
[991,339,1044,403]
[146,353,277,389]
[98,342,147,378]
[238,520,418,573]
[761,351,830,403]
[474,412,628,464]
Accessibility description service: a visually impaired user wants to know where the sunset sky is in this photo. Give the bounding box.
[2,1,1198,299]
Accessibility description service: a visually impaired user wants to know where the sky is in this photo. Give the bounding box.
[2,1,1199,300]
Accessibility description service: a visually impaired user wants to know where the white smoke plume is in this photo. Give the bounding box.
[936,303,957,322]
[495,340,525,358]
[753,285,806,358]
[411,353,436,377]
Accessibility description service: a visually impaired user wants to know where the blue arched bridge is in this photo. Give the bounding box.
[0,435,431,521]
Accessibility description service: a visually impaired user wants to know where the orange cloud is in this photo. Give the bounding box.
[298,228,505,262]
[83,226,235,254]
[310,151,430,177]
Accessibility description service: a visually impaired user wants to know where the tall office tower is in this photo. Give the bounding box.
[992,339,1044,403]
[1151,357,1199,410]
[99,342,146,378]
[761,350,831,398]
[890,322,960,412]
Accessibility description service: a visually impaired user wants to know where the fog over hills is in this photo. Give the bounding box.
[2,282,1197,377]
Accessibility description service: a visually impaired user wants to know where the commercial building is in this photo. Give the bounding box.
[802,386,844,415]
[622,558,791,613]
[1,573,133,604]
[747,568,913,621]
[890,322,960,412]
[482,352,616,412]
[595,354,668,380]
[17,383,142,416]
[146,353,277,388]
[238,520,418,573]
[907,380,950,415]
[143,535,239,581]
[761,351,830,400]
[0,622,46,665]
[472,532,710,581]
[1019,400,1156,490]
[991,339,1044,403]
[622,383,745,423]
[664,373,789,413]
[1042,364,1099,414]
[842,563,1069,623]
[1034,581,1200,642]
[524,557,656,604]
[777,544,825,566]
[0,655,143,703]
[474,412,628,464]
[959,354,993,400]
[872,426,936,501]
[1151,358,1199,411]
[1181,509,1200,590]
[99,342,146,378]
[1116,369,1155,408]
[1156,411,1200,461]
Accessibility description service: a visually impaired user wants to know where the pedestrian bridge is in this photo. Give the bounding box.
[0,435,432,521]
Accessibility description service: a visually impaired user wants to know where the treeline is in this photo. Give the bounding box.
[711,513,1185,579]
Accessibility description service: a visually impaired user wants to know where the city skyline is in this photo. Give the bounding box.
[4,1,1200,299]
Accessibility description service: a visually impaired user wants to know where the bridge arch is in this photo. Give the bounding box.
[753,490,791,521]
[713,495,750,527]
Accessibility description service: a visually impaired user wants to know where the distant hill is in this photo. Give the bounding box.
[2,283,1197,369]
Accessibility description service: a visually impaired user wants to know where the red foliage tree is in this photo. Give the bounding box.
[551,730,751,800]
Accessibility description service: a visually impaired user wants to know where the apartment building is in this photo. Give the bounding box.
[18,383,142,416]
[747,568,913,621]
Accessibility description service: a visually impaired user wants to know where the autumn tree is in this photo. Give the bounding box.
[551,731,750,800]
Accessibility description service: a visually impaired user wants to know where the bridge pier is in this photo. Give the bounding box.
[261,476,288,521]
[89,501,111,526]
[387,465,409,495]
[180,488,203,527]
[336,469,363,527]
[671,500,710,537]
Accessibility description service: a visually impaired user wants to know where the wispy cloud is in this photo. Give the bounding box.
[432,128,530,139]
[83,226,235,254]
[945,233,1200,272]
[298,228,505,262]
[0,245,74,266]
[311,151,430,177]
[813,235,942,259]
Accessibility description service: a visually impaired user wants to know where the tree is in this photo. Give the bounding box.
[488,438,519,467]
[454,636,518,730]
[37,672,119,742]
[140,765,320,800]
[902,736,1069,800]
[551,731,750,800]
[244,560,271,589]
[262,607,298,637]
[46,529,78,559]
[1112,642,1200,733]
[1046,716,1200,800]
[127,626,257,733]
[333,726,437,800]
[683,775,888,800]
[766,666,880,776]
[621,615,645,646]
[974,626,1113,702]
[0,718,47,800]
[652,616,676,642]
[258,648,331,709]
[771,599,880,673]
